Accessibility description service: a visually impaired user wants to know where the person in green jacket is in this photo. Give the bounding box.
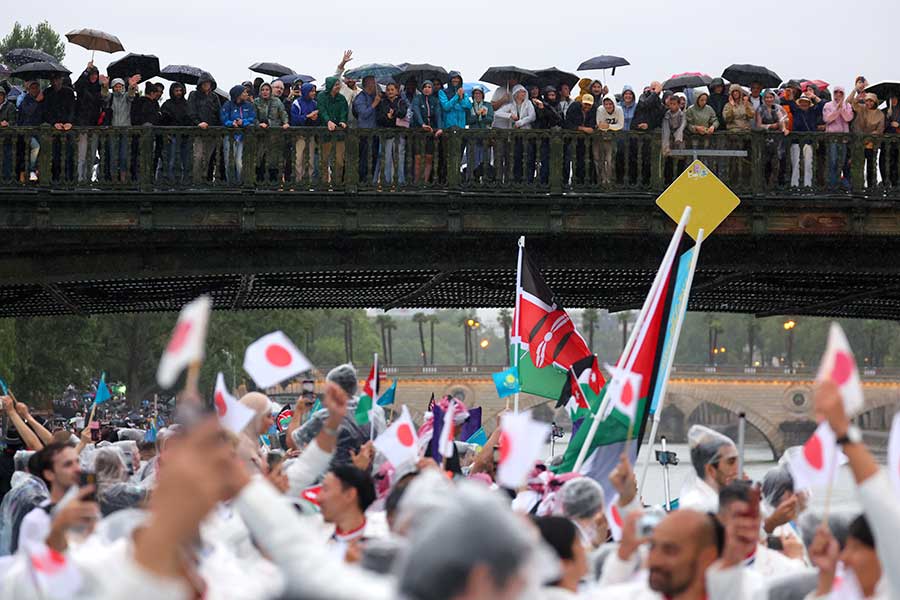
[317,76,349,185]
[466,87,493,179]
[253,82,290,183]
[685,90,718,136]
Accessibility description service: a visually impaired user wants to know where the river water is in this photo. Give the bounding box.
[546,439,867,514]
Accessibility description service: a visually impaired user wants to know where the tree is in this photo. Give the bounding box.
[375,314,390,360]
[745,316,760,367]
[618,311,631,351]
[497,309,513,365]
[427,314,440,365]
[582,309,599,352]
[412,313,428,366]
[336,312,354,363]
[384,317,397,364]
[0,22,66,63]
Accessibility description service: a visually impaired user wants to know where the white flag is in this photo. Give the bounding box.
[602,364,643,425]
[606,493,624,542]
[817,323,864,417]
[788,422,840,491]
[214,373,255,434]
[888,413,900,495]
[156,295,211,388]
[243,331,312,389]
[496,411,550,489]
[373,406,419,469]
[438,400,457,459]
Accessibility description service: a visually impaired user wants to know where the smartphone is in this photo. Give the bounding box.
[79,471,97,501]
[89,421,100,442]
[302,380,315,393]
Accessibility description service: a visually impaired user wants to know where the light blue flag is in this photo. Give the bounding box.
[650,248,694,413]
[492,366,520,399]
[0,377,8,395]
[144,423,157,443]
[465,427,488,447]
[94,373,112,405]
[376,379,397,406]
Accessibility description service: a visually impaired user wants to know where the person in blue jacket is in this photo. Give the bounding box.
[439,71,472,130]
[220,84,256,183]
[290,83,319,182]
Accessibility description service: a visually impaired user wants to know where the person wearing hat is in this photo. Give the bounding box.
[848,87,886,188]
[564,93,597,184]
[823,86,854,189]
[782,88,823,188]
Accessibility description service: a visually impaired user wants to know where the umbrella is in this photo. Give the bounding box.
[527,67,579,90]
[3,48,59,68]
[663,72,712,92]
[803,79,829,90]
[64,29,124,57]
[249,62,295,77]
[0,64,9,78]
[5,85,23,100]
[343,63,401,81]
[277,74,315,86]
[213,87,229,101]
[722,64,781,88]
[577,55,630,75]
[463,82,490,96]
[866,81,900,101]
[394,63,449,87]
[480,66,537,87]
[160,65,210,85]
[11,61,70,81]
[108,53,160,81]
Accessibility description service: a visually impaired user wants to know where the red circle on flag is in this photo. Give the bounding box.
[621,380,634,407]
[214,391,227,417]
[832,351,853,386]
[804,434,824,470]
[499,431,512,463]
[265,344,292,367]
[166,321,192,353]
[611,504,623,528]
[397,423,414,447]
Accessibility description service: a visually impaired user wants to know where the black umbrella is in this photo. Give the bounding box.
[344,63,401,82]
[663,72,713,92]
[108,53,160,81]
[11,61,70,81]
[3,48,59,68]
[866,81,900,102]
[160,65,210,85]
[65,29,124,57]
[480,66,537,87]
[722,64,781,88]
[577,55,630,75]
[249,62,295,77]
[527,67,579,90]
[394,63,449,87]
[277,74,316,86]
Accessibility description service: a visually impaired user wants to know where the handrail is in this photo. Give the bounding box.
[0,126,898,197]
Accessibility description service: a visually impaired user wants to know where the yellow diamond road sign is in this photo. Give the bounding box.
[655,160,740,241]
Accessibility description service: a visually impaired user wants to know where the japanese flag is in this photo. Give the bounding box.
[301,485,322,505]
[602,364,643,425]
[25,542,83,600]
[496,411,550,489]
[243,331,312,389]
[788,422,840,491]
[156,295,212,388]
[888,413,900,495]
[215,372,255,434]
[438,399,457,459]
[373,406,419,468]
[817,323,864,417]
[606,494,624,542]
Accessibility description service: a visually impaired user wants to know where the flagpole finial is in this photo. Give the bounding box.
[518,236,525,248]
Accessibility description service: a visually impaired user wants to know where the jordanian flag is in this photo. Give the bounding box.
[512,241,602,400]
[355,357,381,426]
[553,230,691,498]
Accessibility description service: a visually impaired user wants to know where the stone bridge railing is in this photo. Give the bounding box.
[2,127,899,197]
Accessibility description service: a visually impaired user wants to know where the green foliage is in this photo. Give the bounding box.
[0,21,66,63]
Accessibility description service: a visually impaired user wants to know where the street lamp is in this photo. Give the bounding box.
[783,320,796,372]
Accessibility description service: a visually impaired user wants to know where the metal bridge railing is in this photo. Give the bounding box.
[1,127,898,197]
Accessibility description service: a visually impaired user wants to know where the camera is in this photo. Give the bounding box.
[655,449,678,467]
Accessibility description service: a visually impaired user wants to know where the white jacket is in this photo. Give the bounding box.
[678,478,720,513]
[858,470,900,598]
[495,88,536,130]
[285,439,333,498]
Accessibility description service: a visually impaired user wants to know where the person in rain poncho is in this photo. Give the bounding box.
[105,76,139,183]
[723,84,755,131]
[685,89,718,136]
[593,95,624,185]
[92,446,148,517]
[760,465,808,551]
[558,477,609,551]
[0,451,45,556]
[237,392,275,473]
[253,81,289,184]
[494,85,536,183]
[438,71,472,130]
[707,77,729,129]
[805,514,889,599]
[679,424,739,513]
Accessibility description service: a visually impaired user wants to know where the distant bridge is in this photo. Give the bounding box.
[271,363,900,458]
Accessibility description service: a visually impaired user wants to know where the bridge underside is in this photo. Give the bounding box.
[3,189,900,318]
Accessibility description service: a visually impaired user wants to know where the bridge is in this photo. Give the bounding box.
[270,364,900,458]
[1,127,900,319]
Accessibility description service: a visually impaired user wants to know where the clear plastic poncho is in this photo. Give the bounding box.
[678,424,738,512]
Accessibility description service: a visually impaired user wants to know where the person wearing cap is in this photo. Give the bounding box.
[564,93,597,184]
[755,89,789,187]
[73,62,108,182]
[594,95,624,185]
[783,88,823,188]
[679,424,739,513]
[823,86,854,189]
[848,87,886,188]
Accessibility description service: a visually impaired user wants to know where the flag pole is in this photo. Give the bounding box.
[638,226,704,496]
[513,236,524,414]
[370,353,379,439]
[573,208,692,474]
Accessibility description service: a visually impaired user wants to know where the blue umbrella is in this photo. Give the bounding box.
[278,73,315,86]
[463,82,490,96]
[343,63,401,81]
